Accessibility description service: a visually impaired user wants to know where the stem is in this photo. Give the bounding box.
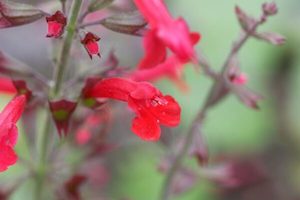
[61,0,66,14]
[160,108,207,200]
[160,14,266,200]
[34,113,51,200]
[34,1,83,199]
[53,0,83,96]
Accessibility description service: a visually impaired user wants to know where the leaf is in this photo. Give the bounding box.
[0,0,45,29]
[254,32,286,45]
[100,10,147,35]
[235,6,256,32]
[88,0,114,12]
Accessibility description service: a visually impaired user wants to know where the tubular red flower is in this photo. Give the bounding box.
[46,11,67,38]
[81,32,101,59]
[88,77,181,141]
[133,0,201,62]
[0,77,16,95]
[0,95,26,172]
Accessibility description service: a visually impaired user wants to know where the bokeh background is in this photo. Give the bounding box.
[1,0,300,199]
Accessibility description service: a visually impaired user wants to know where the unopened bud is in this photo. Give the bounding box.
[262,2,278,16]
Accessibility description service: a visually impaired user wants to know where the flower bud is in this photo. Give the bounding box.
[46,11,67,38]
[262,2,278,16]
[81,32,101,59]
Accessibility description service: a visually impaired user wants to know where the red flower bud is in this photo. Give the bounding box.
[46,11,67,38]
[81,32,101,59]
[49,99,77,137]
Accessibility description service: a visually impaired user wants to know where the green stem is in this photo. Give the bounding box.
[34,1,83,199]
[53,0,83,97]
[34,113,51,200]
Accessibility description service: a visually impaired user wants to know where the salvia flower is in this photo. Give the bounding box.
[131,55,189,91]
[49,99,77,137]
[88,77,181,141]
[81,32,101,59]
[0,77,16,95]
[0,95,26,172]
[133,0,200,62]
[46,11,67,38]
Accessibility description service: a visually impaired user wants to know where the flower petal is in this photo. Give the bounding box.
[149,95,181,126]
[0,95,26,126]
[0,142,17,172]
[91,78,137,101]
[138,30,167,69]
[131,113,160,141]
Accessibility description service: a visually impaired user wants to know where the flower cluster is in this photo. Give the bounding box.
[0,0,188,173]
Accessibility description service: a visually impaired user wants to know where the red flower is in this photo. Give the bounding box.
[133,0,201,63]
[88,77,181,141]
[0,77,16,95]
[49,99,77,137]
[130,55,189,90]
[130,0,200,85]
[46,11,67,38]
[81,32,101,59]
[0,95,26,172]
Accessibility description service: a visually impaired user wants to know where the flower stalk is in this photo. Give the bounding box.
[34,0,83,199]
[160,12,268,200]
[52,0,83,97]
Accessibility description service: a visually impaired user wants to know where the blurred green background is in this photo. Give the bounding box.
[1,0,300,199]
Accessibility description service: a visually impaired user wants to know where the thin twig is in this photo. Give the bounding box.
[160,12,267,200]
